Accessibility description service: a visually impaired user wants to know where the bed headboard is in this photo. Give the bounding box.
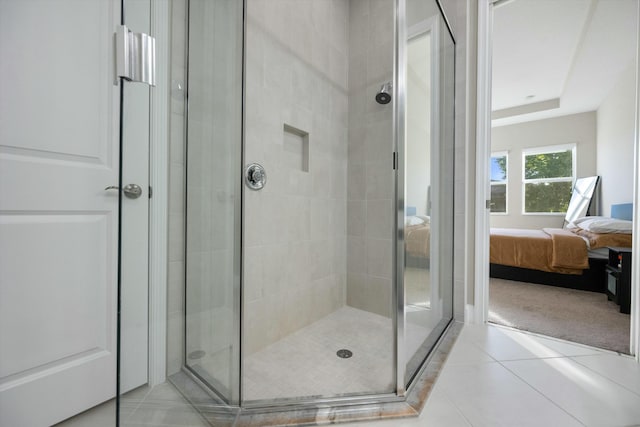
[611,203,633,221]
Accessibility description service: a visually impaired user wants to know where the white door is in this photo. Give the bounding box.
[0,1,149,425]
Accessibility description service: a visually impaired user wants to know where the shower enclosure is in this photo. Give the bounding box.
[121,0,455,423]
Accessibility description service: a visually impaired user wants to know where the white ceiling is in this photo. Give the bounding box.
[492,0,638,127]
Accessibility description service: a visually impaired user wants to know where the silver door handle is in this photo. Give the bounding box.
[104,184,143,199]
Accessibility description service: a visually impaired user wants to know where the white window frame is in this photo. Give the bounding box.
[521,143,576,215]
[490,151,508,215]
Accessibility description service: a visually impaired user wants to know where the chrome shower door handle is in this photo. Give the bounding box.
[245,163,266,190]
[104,183,143,199]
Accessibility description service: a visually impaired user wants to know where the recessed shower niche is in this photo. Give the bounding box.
[120,0,457,424]
[283,124,310,173]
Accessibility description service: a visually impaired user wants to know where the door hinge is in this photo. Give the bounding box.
[114,25,156,86]
[393,151,397,170]
[149,186,153,199]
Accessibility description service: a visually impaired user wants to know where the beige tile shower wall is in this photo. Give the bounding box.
[243,0,349,356]
[346,0,395,318]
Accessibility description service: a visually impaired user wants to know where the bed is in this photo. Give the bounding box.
[406,217,430,259]
[490,203,633,292]
[405,214,430,267]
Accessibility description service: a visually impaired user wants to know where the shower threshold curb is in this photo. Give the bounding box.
[168,321,463,426]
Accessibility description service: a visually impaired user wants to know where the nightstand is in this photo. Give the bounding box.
[606,247,632,314]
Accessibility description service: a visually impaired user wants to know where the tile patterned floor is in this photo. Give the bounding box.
[56,383,209,427]
[352,323,640,427]
[243,306,397,400]
[243,305,432,401]
[58,322,640,427]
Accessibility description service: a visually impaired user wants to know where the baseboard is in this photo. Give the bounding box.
[464,304,476,324]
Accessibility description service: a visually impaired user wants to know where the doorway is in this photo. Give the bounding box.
[476,0,640,357]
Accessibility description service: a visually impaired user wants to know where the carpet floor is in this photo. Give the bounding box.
[489,278,631,354]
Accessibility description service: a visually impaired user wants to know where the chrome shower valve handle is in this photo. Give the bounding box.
[245,163,267,190]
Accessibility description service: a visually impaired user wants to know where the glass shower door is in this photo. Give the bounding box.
[183,0,243,404]
[173,0,455,412]
[402,0,455,384]
[118,0,153,424]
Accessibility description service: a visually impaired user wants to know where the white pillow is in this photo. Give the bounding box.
[406,216,425,226]
[573,216,608,224]
[416,215,430,223]
[573,216,632,234]
[568,216,605,229]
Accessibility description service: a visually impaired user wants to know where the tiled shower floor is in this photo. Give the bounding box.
[243,306,428,401]
[186,269,435,401]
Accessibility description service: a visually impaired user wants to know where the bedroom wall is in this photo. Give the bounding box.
[346,1,395,318]
[490,111,597,229]
[596,61,636,216]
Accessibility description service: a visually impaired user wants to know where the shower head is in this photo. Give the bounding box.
[375,82,392,105]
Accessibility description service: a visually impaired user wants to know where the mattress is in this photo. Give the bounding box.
[571,228,632,249]
[490,227,589,275]
[405,221,430,259]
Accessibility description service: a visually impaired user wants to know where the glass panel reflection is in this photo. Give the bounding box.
[184,0,243,404]
[404,0,455,385]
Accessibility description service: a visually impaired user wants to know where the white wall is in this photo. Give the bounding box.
[490,111,597,229]
[597,61,636,216]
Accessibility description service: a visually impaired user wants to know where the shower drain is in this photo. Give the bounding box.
[336,349,353,359]
[188,350,206,360]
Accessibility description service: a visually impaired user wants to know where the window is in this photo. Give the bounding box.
[522,144,575,214]
[490,152,507,213]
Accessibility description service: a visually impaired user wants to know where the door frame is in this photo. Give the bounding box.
[474,0,640,361]
[633,0,640,361]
